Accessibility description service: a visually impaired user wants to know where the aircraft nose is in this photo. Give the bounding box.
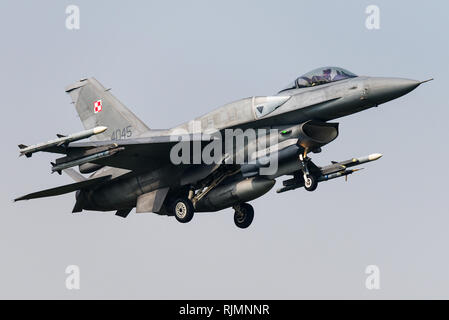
[365,77,422,105]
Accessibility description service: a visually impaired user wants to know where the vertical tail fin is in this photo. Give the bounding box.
[65,78,150,141]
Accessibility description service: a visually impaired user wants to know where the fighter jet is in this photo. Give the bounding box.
[15,67,431,228]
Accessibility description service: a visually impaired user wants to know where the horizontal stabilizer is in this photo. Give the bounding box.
[14,175,111,202]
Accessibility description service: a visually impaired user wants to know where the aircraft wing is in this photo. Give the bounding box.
[21,134,217,172]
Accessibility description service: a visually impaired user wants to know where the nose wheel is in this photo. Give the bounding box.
[304,174,318,191]
[299,151,318,192]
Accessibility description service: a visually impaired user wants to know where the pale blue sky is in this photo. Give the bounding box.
[0,0,447,298]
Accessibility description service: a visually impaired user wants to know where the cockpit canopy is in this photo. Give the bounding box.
[279,67,358,93]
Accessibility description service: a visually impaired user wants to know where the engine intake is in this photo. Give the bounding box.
[297,121,339,150]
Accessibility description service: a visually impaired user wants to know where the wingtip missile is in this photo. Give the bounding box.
[19,126,109,157]
[93,126,108,134]
[18,144,30,157]
[368,153,383,161]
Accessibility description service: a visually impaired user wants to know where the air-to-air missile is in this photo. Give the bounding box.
[51,146,124,174]
[277,153,383,193]
[18,126,108,158]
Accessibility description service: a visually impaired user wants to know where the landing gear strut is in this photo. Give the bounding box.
[299,150,318,192]
[233,203,254,229]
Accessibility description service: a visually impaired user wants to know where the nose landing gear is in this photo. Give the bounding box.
[304,174,318,191]
[299,150,318,192]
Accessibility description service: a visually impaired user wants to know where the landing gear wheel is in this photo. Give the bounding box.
[173,198,194,223]
[233,203,254,229]
[304,174,318,192]
[299,151,318,192]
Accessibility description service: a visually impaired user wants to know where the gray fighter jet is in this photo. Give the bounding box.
[15,67,431,228]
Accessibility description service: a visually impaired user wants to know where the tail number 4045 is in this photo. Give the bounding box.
[111,126,132,140]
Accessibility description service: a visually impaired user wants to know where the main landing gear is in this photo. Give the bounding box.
[171,197,255,229]
[172,198,195,223]
[233,203,254,229]
[171,196,255,229]
[299,150,318,192]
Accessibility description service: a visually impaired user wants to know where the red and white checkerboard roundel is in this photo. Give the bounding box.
[94,100,103,113]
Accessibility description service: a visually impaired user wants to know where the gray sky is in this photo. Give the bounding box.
[0,0,448,299]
